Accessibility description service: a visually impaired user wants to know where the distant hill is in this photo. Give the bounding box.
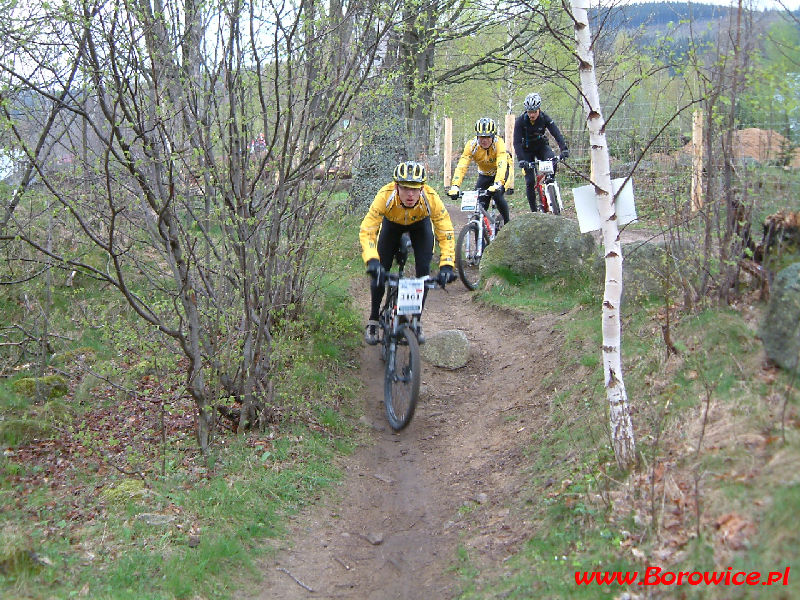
[590,2,800,54]
[592,2,733,31]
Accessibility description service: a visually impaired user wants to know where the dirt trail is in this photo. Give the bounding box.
[252,209,567,599]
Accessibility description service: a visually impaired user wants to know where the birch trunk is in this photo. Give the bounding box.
[570,0,636,468]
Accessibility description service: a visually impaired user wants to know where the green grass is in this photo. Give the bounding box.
[452,259,800,599]
[41,428,346,599]
[0,198,365,599]
[3,182,799,599]
[477,268,599,314]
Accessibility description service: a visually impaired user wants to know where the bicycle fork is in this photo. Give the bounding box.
[384,331,413,385]
[472,217,486,258]
[383,314,418,381]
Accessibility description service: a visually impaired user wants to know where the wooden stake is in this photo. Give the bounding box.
[691,110,704,212]
[443,117,453,187]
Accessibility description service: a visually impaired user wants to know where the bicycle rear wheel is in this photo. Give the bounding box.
[384,327,421,431]
[456,221,482,290]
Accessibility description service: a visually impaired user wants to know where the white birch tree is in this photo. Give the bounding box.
[570,0,636,468]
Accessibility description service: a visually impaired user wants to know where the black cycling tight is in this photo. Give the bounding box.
[521,145,556,212]
[475,173,511,224]
[369,216,434,321]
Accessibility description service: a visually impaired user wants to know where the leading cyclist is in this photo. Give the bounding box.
[359,161,457,345]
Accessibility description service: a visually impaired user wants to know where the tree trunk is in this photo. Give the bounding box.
[570,0,636,469]
[401,4,437,157]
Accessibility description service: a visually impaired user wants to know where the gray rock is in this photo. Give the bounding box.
[620,240,668,297]
[478,213,701,308]
[616,238,704,305]
[480,213,597,280]
[136,513,176,526]
[421,329,470,369]
[366,532,384,545]
[760,262,800,374]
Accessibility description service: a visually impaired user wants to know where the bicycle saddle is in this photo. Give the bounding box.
[395,232,412,265]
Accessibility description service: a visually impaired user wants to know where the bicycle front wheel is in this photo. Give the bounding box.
[384,327,421,431]
[546,183,561,215]
[456,221,482,290]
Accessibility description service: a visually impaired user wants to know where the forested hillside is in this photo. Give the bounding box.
[592,1,800,57]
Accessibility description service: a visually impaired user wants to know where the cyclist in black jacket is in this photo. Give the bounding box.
[513,92,570,212]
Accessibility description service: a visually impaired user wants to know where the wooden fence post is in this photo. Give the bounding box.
[443,117,453,187]
[505,113,515,156]
[691,109,704,212]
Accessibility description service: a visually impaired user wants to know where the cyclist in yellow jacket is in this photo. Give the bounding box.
[447,117,513,224]
[360,161,457,345]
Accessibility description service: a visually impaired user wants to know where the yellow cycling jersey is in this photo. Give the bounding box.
[451,135,509,188]
[359,182,455,268]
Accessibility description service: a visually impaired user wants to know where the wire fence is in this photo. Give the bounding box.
[396,111,800,226]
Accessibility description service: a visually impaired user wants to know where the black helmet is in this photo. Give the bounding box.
[392,161,426,188]
[475,117,497,138]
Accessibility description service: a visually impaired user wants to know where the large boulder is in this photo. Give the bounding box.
[614,237,708,305]
[12,375,68,400]
[760,262,800,373]
[480,213,597,279]
[617,241,669,300]
[479,214,696,306]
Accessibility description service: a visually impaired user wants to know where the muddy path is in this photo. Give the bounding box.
[251,208,569,599]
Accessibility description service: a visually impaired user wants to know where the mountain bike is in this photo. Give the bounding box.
[454,189,505,290]
[519,155,564,215]
[376,233,445,431]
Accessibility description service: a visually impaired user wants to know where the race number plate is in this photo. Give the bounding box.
[397,278,425,315]
[460,190,478,212]
[537,160,554,174]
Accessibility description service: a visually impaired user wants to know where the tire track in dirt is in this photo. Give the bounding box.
[252,209,566,599]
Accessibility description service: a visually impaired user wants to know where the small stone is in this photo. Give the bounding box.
[366,532,384,545]
[136,513,176,526]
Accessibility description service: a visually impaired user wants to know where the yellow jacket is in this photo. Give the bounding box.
[451,136,510,188]
[359,182,455,268]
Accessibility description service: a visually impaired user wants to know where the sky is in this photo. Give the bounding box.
[701,0,800,8]
[598,0,800,10]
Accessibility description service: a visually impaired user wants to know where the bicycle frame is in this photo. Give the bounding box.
[376,236,441,430]
[454,189,504,291]
[522,157,563,214]
[380,275,429,345]
[377,234,428,344]
[460,190,500,255]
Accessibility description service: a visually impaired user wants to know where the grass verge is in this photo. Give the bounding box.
[0,205,366,599]
[454,273,800,599]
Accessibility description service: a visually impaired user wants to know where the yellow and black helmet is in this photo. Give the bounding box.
[475,117,497,138]
[392,161,426,188]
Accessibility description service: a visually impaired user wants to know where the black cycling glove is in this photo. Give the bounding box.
[437,265,457,286]
[366,259,386,286]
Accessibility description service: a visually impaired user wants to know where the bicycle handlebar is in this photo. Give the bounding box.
[448,188,492,202]
[518,155,564,171]
[385,272,446,290]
